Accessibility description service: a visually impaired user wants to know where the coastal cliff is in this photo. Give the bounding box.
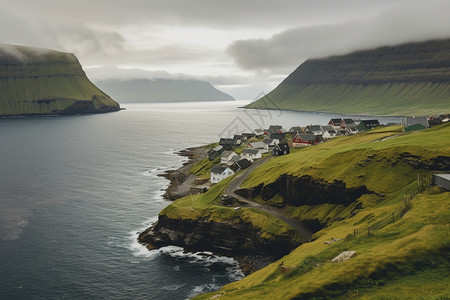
[0,44,120,116]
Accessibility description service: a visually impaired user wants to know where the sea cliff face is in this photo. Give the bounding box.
[0,44,120,116]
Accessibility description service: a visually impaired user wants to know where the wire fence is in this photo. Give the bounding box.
[353,173,433,237]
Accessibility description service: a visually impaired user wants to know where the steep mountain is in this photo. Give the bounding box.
[246,39,450,116]
[0,44,120,116]
[94,78,235,103]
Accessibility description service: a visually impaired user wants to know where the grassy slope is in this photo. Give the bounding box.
[193,124,450,299]
[246,39,450,116]
[0,44,119,115]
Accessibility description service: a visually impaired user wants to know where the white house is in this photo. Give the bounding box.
[247,141,268,153]
[220,151,238,164]
[263,138,279,151]
[321,126,337,139]
[210,165,235,184]
[241,148,262,160]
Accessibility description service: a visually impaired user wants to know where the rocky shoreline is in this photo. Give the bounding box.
[157,147,209,200]
[142,146,287,275]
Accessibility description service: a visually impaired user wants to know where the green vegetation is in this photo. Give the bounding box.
[191,123,450,299]
[160,176,303,242]
[0,44,120,116]
[246,39,450,116]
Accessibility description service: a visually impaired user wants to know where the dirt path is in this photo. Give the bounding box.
[225,156,313,241]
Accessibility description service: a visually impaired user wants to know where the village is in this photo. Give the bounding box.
[185,114,450,195]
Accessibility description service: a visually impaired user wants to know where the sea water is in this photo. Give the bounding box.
[0,101,401,299]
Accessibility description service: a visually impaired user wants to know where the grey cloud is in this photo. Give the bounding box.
[227,0,450,72]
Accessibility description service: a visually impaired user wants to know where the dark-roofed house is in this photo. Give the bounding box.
[322,125,337,139]
[292,133,321,147]
[288,126,303,134]
[328,118,342,127]
[403,116,429,132]
[219,138,235,150]
[254,129,264,137]
[210,165,234,184]
[272,143,290,156]
[270,132,286,140]
[230,158,252,172]
[241,133,256,140]
[305,125,324,135]
[208,145,224,161]
[345,124,358,135]
[242,148,262,160]
[356,120,380,132]
[263,138,279,151]
[233,135,243,146]
[341,119,355,128]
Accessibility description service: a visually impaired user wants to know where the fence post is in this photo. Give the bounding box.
[367,226,371,237]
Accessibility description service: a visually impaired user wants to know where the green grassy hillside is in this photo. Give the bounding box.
[246,39,450,116]
[192,124,450,299]
[0,44,120,116]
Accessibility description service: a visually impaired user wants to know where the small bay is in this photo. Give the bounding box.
[0,101,401,299]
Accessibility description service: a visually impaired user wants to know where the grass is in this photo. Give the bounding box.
[191,123,450,299]
[246,39,450,116]
[0,44,119,115]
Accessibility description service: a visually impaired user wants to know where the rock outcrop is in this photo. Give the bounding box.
[0,44,120,116]
[138,214,302,267]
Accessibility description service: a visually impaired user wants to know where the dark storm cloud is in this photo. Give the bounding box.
[227,0,450,72]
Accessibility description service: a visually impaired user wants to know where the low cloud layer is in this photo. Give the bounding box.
[228,0,450,72]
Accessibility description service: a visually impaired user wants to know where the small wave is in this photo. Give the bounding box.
[160,283,186,291]
[186,283,221,299]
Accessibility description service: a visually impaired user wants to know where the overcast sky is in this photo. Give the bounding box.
[1,0,449,99]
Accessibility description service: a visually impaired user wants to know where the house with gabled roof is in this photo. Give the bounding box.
[341,119,355,128]
[270,132,286,140]
[321,125,337,139]
[210,165,234,184]
[345,124,358,135]
[219,138,235,150]
[242,148,262,160]
[292,133,321,147]
[208,145,224,161]
[247,141,268,153]
[220,151,238,165]
[263,138,279,151]
[272,143,290,156]
[230,158,252,173]
[356,120,380,132]
[328,118,343,127]
[288,126,303,134]
[254,128,264,137]
[241,133,256,140]
[305,125,324,136]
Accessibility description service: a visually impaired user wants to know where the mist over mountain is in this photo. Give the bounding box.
[94,78,235,103]
[246,39,450,116]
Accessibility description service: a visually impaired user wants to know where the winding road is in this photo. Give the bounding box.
[225,155,313,241]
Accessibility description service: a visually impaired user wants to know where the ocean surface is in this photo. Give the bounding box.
[0,101,401,299]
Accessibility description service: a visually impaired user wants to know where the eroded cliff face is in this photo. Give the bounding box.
[139,214,301,260]
[0,44,120,116]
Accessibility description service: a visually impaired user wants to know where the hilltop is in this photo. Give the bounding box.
[94,78,235,103]
[246,39,450,116]
[140,123,450,299]
[0,44,120,116]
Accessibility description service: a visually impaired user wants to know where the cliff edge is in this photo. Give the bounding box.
[0,44,120,116]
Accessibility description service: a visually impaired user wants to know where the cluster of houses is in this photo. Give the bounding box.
[206,115,449,186]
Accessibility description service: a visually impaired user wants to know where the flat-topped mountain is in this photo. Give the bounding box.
[0,44,120,116]
[94,78,235,103]
[246,39,450,116]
